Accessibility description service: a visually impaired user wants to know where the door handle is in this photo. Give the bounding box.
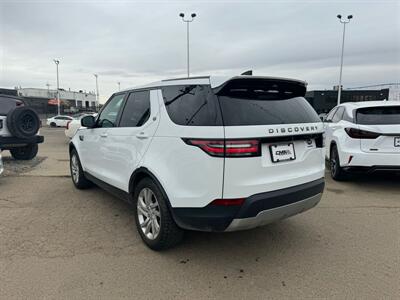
[100,133,108,138]
[136,132,149,139]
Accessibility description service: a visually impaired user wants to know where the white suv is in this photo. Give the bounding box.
[324,101,400,180]
[69,75,325,250]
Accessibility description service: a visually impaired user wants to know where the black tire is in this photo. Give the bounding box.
[7,107,40,138]
[50,122,56,127]
[10,144,38,160]
[70,149,92,189]
[330,145,346,181]
[133,178,184,250]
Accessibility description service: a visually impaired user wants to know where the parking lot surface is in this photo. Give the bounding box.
[1,128,399,299]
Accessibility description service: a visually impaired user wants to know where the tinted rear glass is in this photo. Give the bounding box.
[215,79,319,126]
[356,106,400,125]
[0,96,19,115]
[161,85,222,126]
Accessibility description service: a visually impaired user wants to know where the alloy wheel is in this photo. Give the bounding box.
[137,188,161,240]
[71,155,79,183]
[330,149,338,176]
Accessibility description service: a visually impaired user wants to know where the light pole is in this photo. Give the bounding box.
[94,74,99,107]
[336,14,353,105]
[179,12,197,77]
[117,82,121,91]
[53,59,60,115]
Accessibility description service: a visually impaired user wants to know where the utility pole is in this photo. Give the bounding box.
[179,12,197,77]
[53,59,60,115]
[117,82,121,91]
[94,74,99,106]
[336,14,353,105]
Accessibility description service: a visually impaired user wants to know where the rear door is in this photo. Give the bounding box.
[356,105,400,154]
[215,78,325,198]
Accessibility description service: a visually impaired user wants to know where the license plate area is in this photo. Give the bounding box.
[269,143,296,163]
[395,137,400,147]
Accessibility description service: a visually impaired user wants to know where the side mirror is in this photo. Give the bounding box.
[81,115,96,128]
[320,116,325,122]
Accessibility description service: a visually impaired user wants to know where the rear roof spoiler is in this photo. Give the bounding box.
[212,76,307,98]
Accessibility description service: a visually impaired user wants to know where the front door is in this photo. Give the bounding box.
[81,93,126,181]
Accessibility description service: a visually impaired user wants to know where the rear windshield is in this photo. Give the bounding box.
[215,79,320,126]
[356,106,400,125]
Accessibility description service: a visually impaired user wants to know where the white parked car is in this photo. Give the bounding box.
[46,115,73,128]
[324,101,400,180]
[65,113,97,139]
[69,75,325,250]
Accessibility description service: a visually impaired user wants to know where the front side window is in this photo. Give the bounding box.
[161,85,222,126]
[119,91,151,127]
[97,93,125,128]
[325,108,337,122]
[356,106,400,125]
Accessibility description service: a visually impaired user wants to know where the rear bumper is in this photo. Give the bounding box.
[0,135,44,148]
[340,149,400,168]
[172,178,325,232]
[344,165,400,173]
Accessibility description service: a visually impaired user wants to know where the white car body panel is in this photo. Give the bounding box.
[140,90,224,208]
[64,119,82,138]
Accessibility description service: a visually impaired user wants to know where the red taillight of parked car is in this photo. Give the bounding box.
[345,128,381,139]
[183,139,260,157]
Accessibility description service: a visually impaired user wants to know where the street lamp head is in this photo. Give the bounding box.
[337,14,342,19]
[347,15,353,19]
[191,13,196,18]
[53,59,59,64]
[179,13,184,18]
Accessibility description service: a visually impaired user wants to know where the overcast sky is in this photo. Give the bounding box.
[1,0,399,103]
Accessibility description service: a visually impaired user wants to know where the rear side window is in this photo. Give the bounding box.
[356,106,400,125]
[325,108,337,122]
[332,107,345,123]
[120,91,150,127]
[216,79,320,126]
[161,85,222,126]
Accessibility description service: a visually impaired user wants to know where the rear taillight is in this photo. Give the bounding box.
[66,121,71,130]
[183,139,260,157]
[345,128,380,139]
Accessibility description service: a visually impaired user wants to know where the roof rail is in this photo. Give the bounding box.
[161,76,210,82]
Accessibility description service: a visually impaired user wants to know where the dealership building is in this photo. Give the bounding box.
[0,87,98,115]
